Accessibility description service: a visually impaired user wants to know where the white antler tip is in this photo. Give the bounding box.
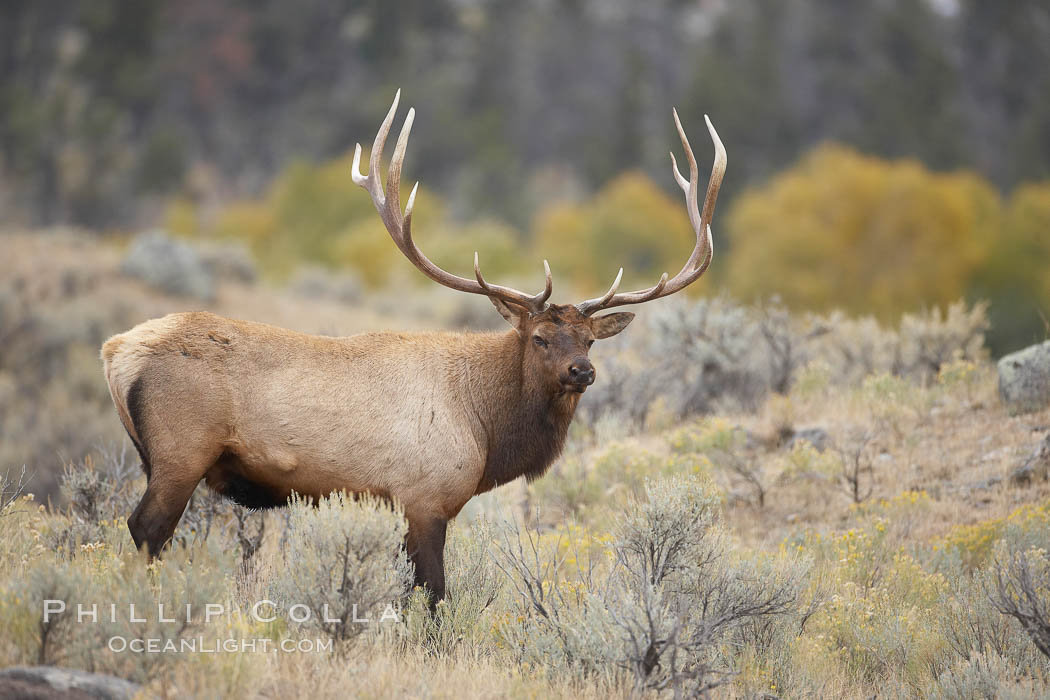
[405,182,419,214]
[381,90,401,126]
[351,144,366,183]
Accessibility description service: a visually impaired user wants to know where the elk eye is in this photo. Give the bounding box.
[533,335,548,348]
[587,339,595,348]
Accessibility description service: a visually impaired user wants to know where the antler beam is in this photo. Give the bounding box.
[575,109,727,315]
[352,90,553,314]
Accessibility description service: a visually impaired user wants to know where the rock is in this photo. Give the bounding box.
[0,667,140,700]
[121,229,214,300]
[784,427,829,452]
[1011,433,1050,486]
[998,341,1050,415]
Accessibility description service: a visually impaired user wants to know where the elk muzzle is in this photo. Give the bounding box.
[566,358,595,392]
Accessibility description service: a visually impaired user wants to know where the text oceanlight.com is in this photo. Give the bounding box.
[107,637,333,654]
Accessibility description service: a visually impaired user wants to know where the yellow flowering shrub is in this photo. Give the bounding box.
[668,417,745,455]
[859,372,931,437]
[813,552,949,689]
[940,499,1050,570]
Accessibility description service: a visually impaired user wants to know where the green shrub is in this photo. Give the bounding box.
[987,546,1050,661]
[270,491,411,649]
[496,475,807,696]
[0,466,28,517]
[528,456,605,521]
[0,535,235,683]
[939,568,1047,674]
[396,518,504,657]
[813,552,949,689]
[531,443,706,527]
[926,652,1049,700]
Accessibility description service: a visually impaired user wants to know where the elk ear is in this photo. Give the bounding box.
[490,297,527,333]
[591,312,635,339]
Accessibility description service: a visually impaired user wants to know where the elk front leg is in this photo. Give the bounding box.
[406,515,448,606]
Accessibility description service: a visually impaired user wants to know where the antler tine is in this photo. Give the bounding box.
[352,90,400,201]
[585,268,623,313]
[576,270,669,315]
[473,253,554,311]
[354,90,553,314]
[669,152,689,192]
[575,110,726,315]
[473,251,492,290]
[699,115,727,243]
[672,108,701,242]
[537,259,553,306]
[385,106,415,230]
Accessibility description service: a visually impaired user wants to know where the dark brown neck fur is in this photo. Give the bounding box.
[464,331,579,494]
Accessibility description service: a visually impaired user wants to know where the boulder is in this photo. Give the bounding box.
[998,341,1050,415]
[0,667,140,700]
[1011,433,1050,486]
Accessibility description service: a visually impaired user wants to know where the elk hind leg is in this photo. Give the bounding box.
[128,453,216,557]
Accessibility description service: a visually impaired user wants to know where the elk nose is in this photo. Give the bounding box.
[569,359,595,385]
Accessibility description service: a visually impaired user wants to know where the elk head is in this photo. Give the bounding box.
[352,91,726,399]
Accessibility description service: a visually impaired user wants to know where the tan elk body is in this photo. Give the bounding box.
[102,92,726,601]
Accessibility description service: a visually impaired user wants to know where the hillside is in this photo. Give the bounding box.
[1,229,1049,697]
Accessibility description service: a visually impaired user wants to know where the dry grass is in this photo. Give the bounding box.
[3,229,1050,697]
[719,368,1050,546]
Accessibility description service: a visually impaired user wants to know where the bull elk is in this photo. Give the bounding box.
[101,91,726,602]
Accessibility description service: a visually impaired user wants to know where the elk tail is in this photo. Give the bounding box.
[101,334,152,477]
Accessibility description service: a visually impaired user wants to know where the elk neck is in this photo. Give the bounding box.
[463,329,580,494]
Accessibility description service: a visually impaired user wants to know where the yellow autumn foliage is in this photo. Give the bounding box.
[1004,182,1050,307]
[173,150,523,284]
[532,172,705,296]
[725,144,1000,317]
